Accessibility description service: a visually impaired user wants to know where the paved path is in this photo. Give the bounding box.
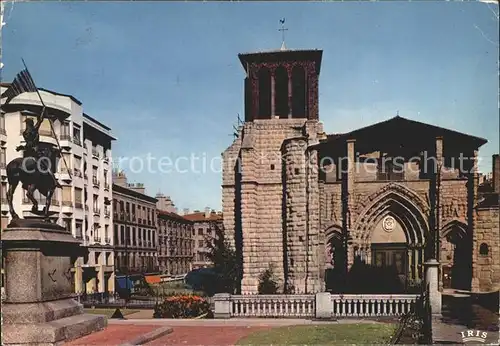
[124,309,154,319]
[145,326,271,346]
[108,317,378,327]
[65,325,162,346]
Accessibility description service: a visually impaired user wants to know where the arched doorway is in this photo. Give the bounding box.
[324,226,344,292]
[353,185,430,293]
[440,220,470,290]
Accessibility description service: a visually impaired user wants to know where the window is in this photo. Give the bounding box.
[104,225,109,240]
[198,228,203,235]
[479,243,489,256]
[62,186,72,205]
[93,195,99,213]
[75,222,83,239]
[64,218,72,233]
[60,121,70,140]
[73,126,81,145]
[0,147,6,168]
[377,157,404,181]
[270,164,275,170]
[74,188,83,208]
[198,240,204,248]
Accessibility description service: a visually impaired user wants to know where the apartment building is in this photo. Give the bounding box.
[183,208,223,269]
[113,171,158,274]
[156,193,195,275]
[0,85,115,294]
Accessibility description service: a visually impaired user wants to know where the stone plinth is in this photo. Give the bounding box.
[1,224,107,345]
[424,259,442,317]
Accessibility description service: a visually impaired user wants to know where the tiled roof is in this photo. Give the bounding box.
[183,212,223,222]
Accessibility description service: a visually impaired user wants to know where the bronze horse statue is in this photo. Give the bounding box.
[6,112,62,221]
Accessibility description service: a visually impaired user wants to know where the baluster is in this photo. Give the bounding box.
[369,299,374,317]
[285,298,289,316]
[382,299,387,316]
[395,299,400,315]
[376,299,381,316]
[257,298,261,316]
[278,298,283,316]
[272,299,277,317]
[353,299,358,316]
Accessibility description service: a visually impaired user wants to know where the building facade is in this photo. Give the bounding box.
[184,208,223,269]
[113,171,158,275]
[157,208,194,276]
[222,48,500,294]
[0,86,115,294]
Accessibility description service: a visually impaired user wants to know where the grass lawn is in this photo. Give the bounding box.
[237,323,397,345]
[84,308,139,318]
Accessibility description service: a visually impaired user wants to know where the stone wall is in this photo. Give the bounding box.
[222,118,324,294]
[473,206,500,291]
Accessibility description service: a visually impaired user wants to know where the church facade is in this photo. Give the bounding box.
[222,48,499,295]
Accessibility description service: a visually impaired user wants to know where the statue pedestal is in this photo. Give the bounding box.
[1,226,107,345]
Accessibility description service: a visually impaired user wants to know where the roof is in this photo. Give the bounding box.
[83,113,111,131]
[318,116,488,151]
[238,49,323,74]
[1,83,83,106]
[183,212,223,222]
[157,209,193,223]
[112,183,158,204]
[477,193,499,209]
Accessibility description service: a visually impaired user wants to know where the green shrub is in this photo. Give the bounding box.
[258,265,279,294]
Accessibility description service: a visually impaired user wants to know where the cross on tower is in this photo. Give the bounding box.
[279,18,288,50]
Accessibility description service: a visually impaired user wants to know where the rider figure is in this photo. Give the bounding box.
[16,111,62,188]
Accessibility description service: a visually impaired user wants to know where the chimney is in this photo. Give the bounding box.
[205,207,211,218]
[183,208,189,215]
[493,154,500,193]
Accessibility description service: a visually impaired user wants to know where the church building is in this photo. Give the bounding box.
[222,47,499,295]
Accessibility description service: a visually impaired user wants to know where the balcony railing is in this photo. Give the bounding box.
[75,202,83,209]
[104,208,110,217]
[60,133,71,141]
[104,156,109,163]
[105,237,111,244]
[62,200,73,207]
[0,127,6,136]
[75,233,83,240]
[92,176,100,187]
[85,235,90,241]
[0,161,6,169]
[94,237,101,243]
[39,129,55,138]
[104,182,110,190]
[23,196,59,206]
[92,148,100,159]
[93,208,100,215]
[73,168,83,177]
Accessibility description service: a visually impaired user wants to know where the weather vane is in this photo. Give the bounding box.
[279,18,288,50]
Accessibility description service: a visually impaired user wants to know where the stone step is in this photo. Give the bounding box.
[2,313,107,345]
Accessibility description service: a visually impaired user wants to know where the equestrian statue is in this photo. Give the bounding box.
[6,107,62,221]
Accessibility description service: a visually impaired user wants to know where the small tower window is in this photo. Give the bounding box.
[294,168,300,175]
[479,243,489,256]
[270,164,275,170]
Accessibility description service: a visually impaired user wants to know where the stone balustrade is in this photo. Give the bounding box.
[330,294,418,317]
[214,292,419,319]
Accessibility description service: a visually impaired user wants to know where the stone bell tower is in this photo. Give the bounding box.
[222,47,326,294]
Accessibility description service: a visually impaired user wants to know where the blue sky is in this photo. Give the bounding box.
[2,1,498,211]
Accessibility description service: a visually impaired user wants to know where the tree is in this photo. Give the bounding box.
[258,264,279,294]
[204,222,241,295]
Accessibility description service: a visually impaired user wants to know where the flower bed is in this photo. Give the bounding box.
[153,295,211,318]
